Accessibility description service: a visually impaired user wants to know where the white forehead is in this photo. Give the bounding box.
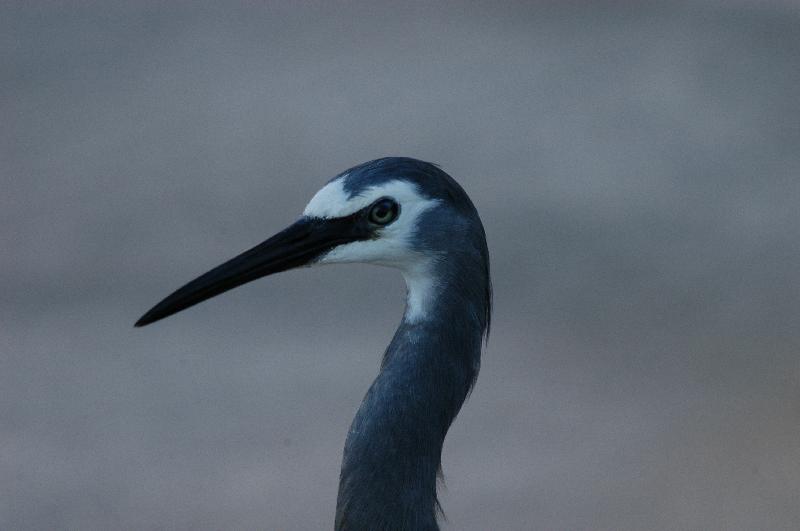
[303,176,430,219]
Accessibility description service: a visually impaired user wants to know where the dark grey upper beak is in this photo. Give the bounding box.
[135,215,367,327]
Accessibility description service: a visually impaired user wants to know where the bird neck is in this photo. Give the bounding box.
[335,263,486,531]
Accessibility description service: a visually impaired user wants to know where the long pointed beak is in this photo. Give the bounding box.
[135,216,362,327]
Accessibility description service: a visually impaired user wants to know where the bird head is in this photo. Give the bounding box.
[135,157,488,328]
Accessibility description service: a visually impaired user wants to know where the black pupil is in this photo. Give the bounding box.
[371,200,395,224]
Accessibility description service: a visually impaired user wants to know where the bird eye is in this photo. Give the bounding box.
[368,198,399,226]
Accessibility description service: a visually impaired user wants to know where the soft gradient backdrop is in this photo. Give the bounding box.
[3,1,800,529]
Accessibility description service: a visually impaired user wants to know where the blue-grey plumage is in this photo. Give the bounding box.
[135,157,491,531]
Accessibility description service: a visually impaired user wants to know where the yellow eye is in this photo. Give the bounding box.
[368,198,399,226]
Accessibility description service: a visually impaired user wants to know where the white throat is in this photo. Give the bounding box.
[401,261,439,323]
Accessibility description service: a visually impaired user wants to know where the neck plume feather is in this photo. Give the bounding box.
[335,258,489,531]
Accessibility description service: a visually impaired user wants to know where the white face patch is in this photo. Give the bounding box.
[303,177,441,321]
[303,178,440,267]
[304,177,439,221]
[302,175,352,219]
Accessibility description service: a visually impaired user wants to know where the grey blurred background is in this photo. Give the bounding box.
[3,1,800,529]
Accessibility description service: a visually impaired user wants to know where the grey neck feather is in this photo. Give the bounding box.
[335,252,489,531]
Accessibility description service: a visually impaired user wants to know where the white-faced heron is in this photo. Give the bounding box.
[136,157,492,530]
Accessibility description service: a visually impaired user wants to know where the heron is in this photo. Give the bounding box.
[135,157,492,531]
